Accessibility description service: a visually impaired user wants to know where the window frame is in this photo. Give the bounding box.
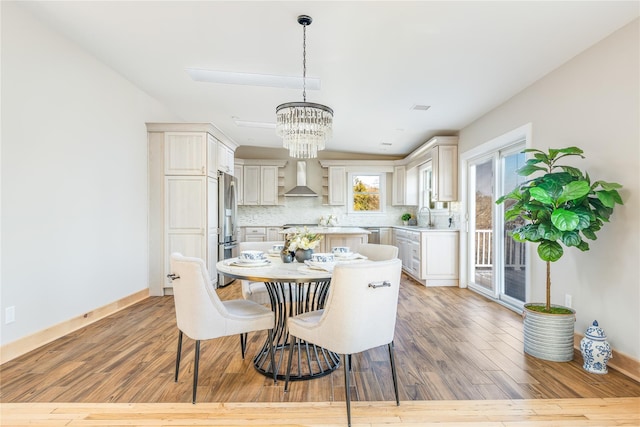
[346,171,387,215]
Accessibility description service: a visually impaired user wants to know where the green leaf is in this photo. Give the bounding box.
[594,180,623,191]
[538,240,564,262]
[538,222,561,241]
[573,206,594,229]
[555,146,584,155]
[551,208,580,231]
[517,164,547,176]
[561,231,581,247]
[577,241,590,251]
[529,187,553,204]
[581,227,597,240]
[596,190,617,208]
[557,180,590,205]
[559,166,583,177]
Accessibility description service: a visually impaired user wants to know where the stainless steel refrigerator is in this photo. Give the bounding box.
[218,171,238,286]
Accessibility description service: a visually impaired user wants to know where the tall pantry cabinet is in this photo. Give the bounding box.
[147,123,237,296]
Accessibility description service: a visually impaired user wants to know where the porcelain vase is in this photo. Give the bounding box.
[580,320,612,374]
[295,249,313,263]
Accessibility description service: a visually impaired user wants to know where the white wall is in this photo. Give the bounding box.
[0,3,180,345]
[459,20,639,359]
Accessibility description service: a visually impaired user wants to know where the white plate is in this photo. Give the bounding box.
[333,252,359,259]
[232,259,271,267]
[268,250,282,255]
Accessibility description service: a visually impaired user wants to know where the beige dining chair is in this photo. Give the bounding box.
[356,243,399,261]
[169,253,276,403]
[238,241,284,305]
[284,258,403,427]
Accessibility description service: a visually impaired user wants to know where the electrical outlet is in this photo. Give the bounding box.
[565,294,572,308]
[5,306,15,324]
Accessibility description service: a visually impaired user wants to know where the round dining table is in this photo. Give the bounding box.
[216,255,364,381]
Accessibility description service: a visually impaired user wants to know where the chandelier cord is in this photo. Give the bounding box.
[302,23,307,103]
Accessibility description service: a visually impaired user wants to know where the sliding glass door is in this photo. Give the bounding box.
[466,142,527,308]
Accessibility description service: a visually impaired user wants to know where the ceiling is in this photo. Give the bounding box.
[17,1,639,156]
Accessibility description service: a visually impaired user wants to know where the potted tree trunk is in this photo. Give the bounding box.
[496,147,623,362]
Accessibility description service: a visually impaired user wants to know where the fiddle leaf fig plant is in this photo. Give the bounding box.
[496,146,623,313]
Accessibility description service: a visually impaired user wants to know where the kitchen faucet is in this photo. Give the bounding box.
[418,206,433,228]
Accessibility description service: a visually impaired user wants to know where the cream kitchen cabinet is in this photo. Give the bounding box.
[164,132,217,177]
[321,233,368,253]
[234,162,244,205]
[393,227,459,286]
[217,142,234,175]
[164,176,218,289]
[240,159,287,206]
[431,144,458,201]
[328,166,346,205]
[420,231,459,285]
[242,164,284,206]
[243,226,267,242]
[147,123,237,296]
[392,165,418,206]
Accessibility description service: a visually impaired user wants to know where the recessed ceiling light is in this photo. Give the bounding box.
[411,104,431,111]
[234,119,276,129]
[186,68,321,90]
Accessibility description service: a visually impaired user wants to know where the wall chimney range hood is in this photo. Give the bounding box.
[285,161,318,197]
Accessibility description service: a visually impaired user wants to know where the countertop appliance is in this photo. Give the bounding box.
[218,171,238,286]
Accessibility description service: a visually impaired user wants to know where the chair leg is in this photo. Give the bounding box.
[240,333,247,359]
[388,341,400,406]
[268,329,277,384]
[192,340,200,404]
[343,353,352,427]
[284,335,297,392]
[174,330,183,382]
[348,354,352,371]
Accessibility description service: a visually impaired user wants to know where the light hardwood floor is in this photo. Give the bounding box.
[1,274,639,425]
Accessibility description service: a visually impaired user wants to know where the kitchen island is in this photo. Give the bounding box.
[283,226,370,253]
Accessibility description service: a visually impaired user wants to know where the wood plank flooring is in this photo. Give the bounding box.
[1,274,639,425]
[2,398,639,426]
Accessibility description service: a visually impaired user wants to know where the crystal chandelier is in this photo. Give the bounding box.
[276,15,333,159]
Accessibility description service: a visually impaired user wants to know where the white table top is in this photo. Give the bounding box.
[216,253,369,283]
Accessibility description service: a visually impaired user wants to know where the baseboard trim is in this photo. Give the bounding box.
[574,333,639,383]
[0,289,149,365]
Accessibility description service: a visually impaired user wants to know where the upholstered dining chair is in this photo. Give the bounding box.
[238,241,284,305]
[169,253,276,404]
[284,258,403,427]
[356,243,399,261]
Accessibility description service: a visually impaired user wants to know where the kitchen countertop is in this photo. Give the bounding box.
[393,225,459,232]
[283,226,370,234]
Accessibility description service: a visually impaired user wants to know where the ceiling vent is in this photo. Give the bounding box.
[411,104,431,111]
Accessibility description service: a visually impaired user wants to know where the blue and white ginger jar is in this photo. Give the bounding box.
[580,320,612,374]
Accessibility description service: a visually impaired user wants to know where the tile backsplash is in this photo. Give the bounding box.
[238,197,460,228]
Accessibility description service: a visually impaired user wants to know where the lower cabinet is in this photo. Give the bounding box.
[321,233,368,253]
[394,228,459,286]
[240,226,283,242]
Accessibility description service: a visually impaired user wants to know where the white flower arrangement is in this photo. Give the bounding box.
[285,227,322,251]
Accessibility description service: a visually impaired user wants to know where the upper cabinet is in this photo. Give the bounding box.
[234,162,244,205]
[327,166,346,206]
[217,142,234,175]
[164,132,214,177]
[392,165,418,206]
[238,160,287,206]
[432,144,458,201]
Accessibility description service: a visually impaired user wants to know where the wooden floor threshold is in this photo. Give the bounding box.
[2,398,638,426]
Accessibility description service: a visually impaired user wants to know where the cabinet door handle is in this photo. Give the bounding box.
[167,273,180,280]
